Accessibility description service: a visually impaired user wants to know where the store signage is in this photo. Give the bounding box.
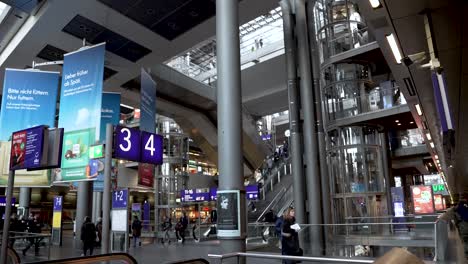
[432,184,448,195]
[113,126,163,165]
[434,194,445,211]
[112,189,128,209]
[10,125,47,170]
[412,186,435,214]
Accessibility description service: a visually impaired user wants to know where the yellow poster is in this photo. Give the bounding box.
[52,212,62,228]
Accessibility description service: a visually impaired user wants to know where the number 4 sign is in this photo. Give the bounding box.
[140,131,163,165]
[113,126,163,165]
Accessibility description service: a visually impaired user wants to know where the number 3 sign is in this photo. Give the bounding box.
[113,126,163,165]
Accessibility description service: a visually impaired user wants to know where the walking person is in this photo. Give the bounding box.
[95,218,103,247]
[81,216,96,256]
[23,214,43,256]
[131,216,142,247]
[176,213,188,244]
[161,216,172,244]
[281,207,302,264]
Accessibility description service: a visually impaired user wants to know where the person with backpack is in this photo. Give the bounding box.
[455,199,468,256]
[132,216,143,247]
[81,216,96,256]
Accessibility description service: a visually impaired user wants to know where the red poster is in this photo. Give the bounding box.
[10,131,26,169]
[434,194,444,211]
[412,186,435,214]
[138,163,154,187]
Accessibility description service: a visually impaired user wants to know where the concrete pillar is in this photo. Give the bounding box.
[216,0,246,261]
[75,181,93,248]
[19,187,31,217]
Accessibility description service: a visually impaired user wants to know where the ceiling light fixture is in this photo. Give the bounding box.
[386,34,403,64]
[434,155,439,160]
[430,142,435,148]
[415,104,423,116]
[369,0,381,8]
[410,121,414,124]
[426,133,432,140]
[397,123,401,126]
[395,120,399,123]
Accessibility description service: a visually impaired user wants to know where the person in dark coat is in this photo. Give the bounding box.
[23,214,43,256]
[281,207,301,264]
[81,216,96,256]
[132,216,142,247]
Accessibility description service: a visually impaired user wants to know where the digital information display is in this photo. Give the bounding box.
[112,189,128,209]
[10,125,47,170]
[183,185,259,202]
[412,185,435,215]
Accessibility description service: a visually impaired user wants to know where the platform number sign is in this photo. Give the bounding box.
[113,126,163,165]
[112,189,128,209]
[140,131,163,165]
[114,126,140,162]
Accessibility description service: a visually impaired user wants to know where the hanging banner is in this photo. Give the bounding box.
[140,69,156,133]
[100,93,121,142]
[55,43,105,182]
[0,69,59,187]
[411,185,435,215]
[138,163,154,188]
[0,69,59,141]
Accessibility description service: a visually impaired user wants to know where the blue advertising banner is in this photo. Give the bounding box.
[55,43,105,182]
[0,69,58,187]
[100,93,121,142]
[0,69,59,141]
[140,69,156,133]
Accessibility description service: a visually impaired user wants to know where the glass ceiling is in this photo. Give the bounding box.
[165,6,284,86]
[0,2,10,24]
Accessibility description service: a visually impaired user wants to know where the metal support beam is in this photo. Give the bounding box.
[280,0,306,225]
[0,170,15,264]
[75,181,93,249]
[294,0,324,255]
[380,132,393,215]
[216,0,246,262]
[101,123,113,254]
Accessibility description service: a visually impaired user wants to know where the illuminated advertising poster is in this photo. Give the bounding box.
[55,43,105,182]
[434,194,444,211]
[10,126,46,170]
[411,186,435,214]
[0,69,59,186]
[217,190,241,238]
[138,163,154,188]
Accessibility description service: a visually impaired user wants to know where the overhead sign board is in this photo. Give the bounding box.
[112,189,128,209]
[113,126,163,165]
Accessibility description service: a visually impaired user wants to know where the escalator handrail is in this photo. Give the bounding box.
[255,186,287,223]
[29,253,138,264]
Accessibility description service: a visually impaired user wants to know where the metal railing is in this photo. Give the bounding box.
[259,159,292,199]
[29,253,138,264]
[0,231,52,262]
[208,252,374,263]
